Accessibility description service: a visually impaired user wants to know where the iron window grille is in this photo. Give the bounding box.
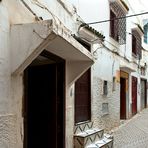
[110,2,126,44]
[132,29,142,59]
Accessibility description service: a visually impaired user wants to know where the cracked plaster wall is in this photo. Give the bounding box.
[0,0,86,148]
[0,3,18,148]
[91,47,120,131]
[91,77,120,131]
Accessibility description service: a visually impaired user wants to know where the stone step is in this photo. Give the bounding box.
[86,137,113,148]
[74,128,104,147]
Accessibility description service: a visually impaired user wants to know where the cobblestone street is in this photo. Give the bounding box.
[113,108,148,148]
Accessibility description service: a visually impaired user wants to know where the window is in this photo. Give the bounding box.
[102,103,109,116]
[132,29,142,59]
[110,9,118,42]
[141,67,146,76]
[112,77,116,91]
[103,80,108,95]
[109,1,127,44]
[144,24,148,44]
[132,34,137,55]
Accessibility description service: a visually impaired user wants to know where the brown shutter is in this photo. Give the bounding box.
[75,69,91,123]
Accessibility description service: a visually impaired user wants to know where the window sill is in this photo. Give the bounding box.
[109,36,120,47]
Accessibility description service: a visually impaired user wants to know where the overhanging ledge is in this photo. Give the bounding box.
[11,19,94,75]
[120,65,136,73]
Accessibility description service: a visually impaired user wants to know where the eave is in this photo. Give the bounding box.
[10,19,94,76]
[134,23,144,36]
[109,0,129,14]
[78,23,105,43]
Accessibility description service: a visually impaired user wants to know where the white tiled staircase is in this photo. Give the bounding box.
[74,122,113,148]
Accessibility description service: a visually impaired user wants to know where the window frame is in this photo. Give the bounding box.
[110,9,119,42]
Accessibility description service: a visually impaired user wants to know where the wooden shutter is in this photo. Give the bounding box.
[75,69,91,123]
[110,10,115,39]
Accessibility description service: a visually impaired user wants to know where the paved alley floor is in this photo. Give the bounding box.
[113,108,148,148]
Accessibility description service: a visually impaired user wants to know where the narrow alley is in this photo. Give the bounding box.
[113,108,148,148]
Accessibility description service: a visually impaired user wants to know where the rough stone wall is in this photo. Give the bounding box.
[92,77,120,131]
[0,115,16,148]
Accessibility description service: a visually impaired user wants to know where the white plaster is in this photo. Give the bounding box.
[0,0,148,147]
[69,0,148,129]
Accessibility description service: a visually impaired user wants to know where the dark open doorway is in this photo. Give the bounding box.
[24,51,65,148]
[120,77,127,119]
[132,76,137,116]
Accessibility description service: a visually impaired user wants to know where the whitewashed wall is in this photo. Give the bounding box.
[68,0,121,130]
[0,0,91,148]
[69,0,148,129]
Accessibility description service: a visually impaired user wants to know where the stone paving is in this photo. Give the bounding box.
[112,108,148,148]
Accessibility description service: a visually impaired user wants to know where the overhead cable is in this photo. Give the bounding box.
[87,11,148,25]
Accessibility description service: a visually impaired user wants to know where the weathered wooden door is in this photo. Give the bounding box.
[141,79,147,109]
[132,76,137,115]
[120,77,126,119]
[75,69,91,123]
[24,52,65,148]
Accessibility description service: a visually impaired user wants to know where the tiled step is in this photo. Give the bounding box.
[74,122,94,135]
[74,128,104,148]
[86,137,113,148]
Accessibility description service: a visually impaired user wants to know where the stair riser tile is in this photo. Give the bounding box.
[84,130,104,145]
[74,122,93,134]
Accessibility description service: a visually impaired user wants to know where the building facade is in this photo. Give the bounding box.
[0,0,148,148]
[71,0,148,129]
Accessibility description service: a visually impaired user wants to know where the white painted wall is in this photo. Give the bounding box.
[68,0,121,129]
[0,0,148,147]
[0,0,93,148]
[69,0,148,128]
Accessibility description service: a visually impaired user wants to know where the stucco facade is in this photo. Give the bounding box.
[0,0,94,148]
[0,0,148,148]
[70,0,148,131]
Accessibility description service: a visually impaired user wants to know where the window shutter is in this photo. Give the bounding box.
[110,10,117,40]
[144,24,148,44]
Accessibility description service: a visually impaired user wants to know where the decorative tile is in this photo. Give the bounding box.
[74,122,93,134]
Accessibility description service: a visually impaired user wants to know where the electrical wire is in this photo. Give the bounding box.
[86,11,148,25]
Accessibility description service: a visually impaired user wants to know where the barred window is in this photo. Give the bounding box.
[132,29,142,59]
[110,1,126,44]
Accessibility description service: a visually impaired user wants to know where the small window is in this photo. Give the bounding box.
[141,67,146,76]
[132,34,137,55]
[103,80,108,95]
[112,77,116,91]
[110,9,118,41]
[132,29,142,59]
[102,103,109,116]
[144,24,148,44]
